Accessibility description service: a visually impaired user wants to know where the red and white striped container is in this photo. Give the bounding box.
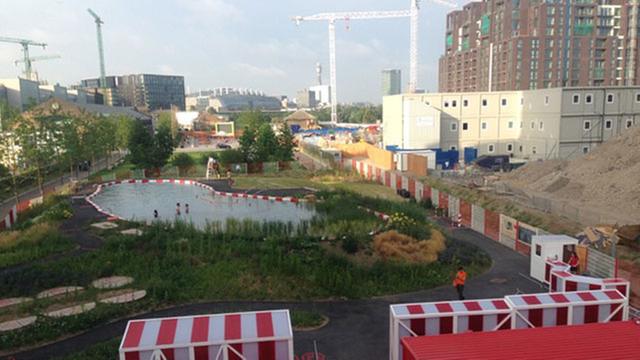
[389,298,512,360]
[505,290,628,329]
[544,259,570,284]
[549,270,631,298]
[119,310,293,360]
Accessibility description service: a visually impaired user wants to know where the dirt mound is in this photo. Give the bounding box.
[503,127,640,218]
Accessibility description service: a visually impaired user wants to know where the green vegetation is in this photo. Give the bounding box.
[238,112,295,163]
[311,104,381,124]
[0,196,74,269]
[291,309,326,329]
[0,188,489,351]
[128,121,174,170]
[171,153,196,176]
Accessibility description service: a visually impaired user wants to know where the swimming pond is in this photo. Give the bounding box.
[87,181,315,228]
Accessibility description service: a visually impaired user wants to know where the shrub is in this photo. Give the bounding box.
[171,153,195,176]
[341,236,360,254]
[373,230,446,263]
[218,149,246,166]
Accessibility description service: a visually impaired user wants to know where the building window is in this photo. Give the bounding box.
[582,146,589,154]
[507,143,514,152]
[450,123,458,131]
[636,93,640,103]
[531,121,535,129]
[520,97,524,105]
[627,119,633,129]
[482,99,488,107]
[508,121,514,129]
[572,94,580,104]
[607,93,615,103]
[583,120,591,130]
[488,144,495,153]
[452,100,457,107]
[544,96,549,105]
[462,122,469,130]
[501,98,507,106]
[605,119,612,129]
[463,99,469,107]
[532,146,537,154]
[519,145,523,152]
[539,121,544,131]
[444,101,449,108]
[481,122,487,130]
[585,94,593,104]
[520,121,523,128]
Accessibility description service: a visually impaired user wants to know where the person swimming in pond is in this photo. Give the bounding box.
[153,209,158,219]
[185,203,189,214]
[176,202,181,215]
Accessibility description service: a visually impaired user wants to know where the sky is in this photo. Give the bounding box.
[0,0,460,103]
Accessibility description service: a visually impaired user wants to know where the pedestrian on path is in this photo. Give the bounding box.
[453,266,467,300]
[176,202,181,216]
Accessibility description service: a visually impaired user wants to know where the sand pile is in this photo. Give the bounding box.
[502,127,640,217]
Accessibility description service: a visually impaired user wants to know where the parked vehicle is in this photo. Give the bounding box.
[217,143,231,149]
[473,155,512,172]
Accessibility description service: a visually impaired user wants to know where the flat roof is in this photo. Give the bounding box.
[402,320,640,360]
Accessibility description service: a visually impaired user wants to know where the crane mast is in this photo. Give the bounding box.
[87,8,107,90]
[293,0,457,124]
[0,36,47,81]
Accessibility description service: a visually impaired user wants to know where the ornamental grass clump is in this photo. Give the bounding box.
[373,230,446,263]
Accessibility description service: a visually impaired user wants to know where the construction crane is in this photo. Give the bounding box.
[293,0,457,124]
[14,55,61,81]
[0,36,47,81]
[87,8,107,90]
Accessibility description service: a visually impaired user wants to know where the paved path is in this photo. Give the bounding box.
[0,155,123,219]
[3,212,544,360]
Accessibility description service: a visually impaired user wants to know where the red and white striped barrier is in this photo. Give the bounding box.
[119,309,294,360]
[544,259,571,284]
[85,179,303,220]
[505,290,628,329]
[358,206,390,221]
[390,289,629,360]
[389,298,512,360]
[549,270,630,298]
[2,204,17,229]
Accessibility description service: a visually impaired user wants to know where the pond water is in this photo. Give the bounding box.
[89,182,315,228]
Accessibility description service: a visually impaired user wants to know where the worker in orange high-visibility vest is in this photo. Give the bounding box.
[453,266,467,300]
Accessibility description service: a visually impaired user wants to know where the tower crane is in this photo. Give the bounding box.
[14,55,62,81]
[87,8,107,90]
[292,0,457,124]
[0,36,47,81]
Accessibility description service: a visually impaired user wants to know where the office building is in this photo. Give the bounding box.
[383,87,640,160]
[296,89,317,109]
[81,74,186,110]
[0,78,40,111]
[382,69,402,96]
[439,1,640,92]
[310,85,331,107]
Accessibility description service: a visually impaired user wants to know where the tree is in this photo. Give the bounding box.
[115,116,135,153]
[238,125,257,162]
[255,123,278,162]
[276,125,295,161]
[171,153,195,176]
[235,110,270,130]
[58,115,85,177]
[150,125,174,169]
[157,111,178,145]
[15,113,57,197]
[128,121,154,168]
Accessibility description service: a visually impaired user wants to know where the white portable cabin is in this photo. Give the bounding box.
[530,235,578,282]
[119,309,293,360]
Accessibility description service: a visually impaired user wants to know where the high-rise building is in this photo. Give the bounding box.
[382,69,402,96]
[80,74,185,110]
[439,1,640,92]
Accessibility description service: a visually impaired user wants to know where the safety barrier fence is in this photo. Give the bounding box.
[342,158,617,279]
[389,289,628,360]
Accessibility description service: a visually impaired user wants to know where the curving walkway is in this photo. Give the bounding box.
[3,215,544,360]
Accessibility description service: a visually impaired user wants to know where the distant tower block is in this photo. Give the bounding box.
[316,62,323,85]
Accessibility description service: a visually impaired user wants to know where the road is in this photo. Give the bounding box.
[0,154,123,219]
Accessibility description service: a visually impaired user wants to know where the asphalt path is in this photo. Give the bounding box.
[2,206,544,359]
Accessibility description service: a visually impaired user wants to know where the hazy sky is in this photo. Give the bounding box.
[0,0,459,103]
